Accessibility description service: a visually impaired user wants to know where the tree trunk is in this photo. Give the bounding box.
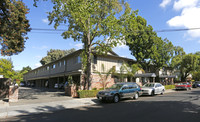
[85,17,91,90]
[86,48,91,90]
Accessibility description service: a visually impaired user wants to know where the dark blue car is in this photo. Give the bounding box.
[192,81,200,88]
[97,82,142,103]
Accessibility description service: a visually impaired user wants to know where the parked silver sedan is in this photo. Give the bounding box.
[141,83,165,96]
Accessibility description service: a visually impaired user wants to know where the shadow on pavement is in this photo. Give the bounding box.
[2,99,200,122]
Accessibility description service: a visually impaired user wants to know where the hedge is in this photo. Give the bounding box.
[165,85,175,90]
[77,90,100,98]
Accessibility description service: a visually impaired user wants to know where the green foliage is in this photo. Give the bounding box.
[123,63,142,76]
[37,0,129,89]
[150,38,174,72]
[124,12,157,64]
[123,10,174,73]
[171,46,185,68]
[68,75,73,85]
[180,54,199,81]
[77,90,100,98]
[0,0,30,56]
[0,58,14,79]
[40,48,76,65]
[165,85,175,90]
[20,66,32,74]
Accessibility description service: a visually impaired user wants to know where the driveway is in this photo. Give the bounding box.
[10,87,72,106]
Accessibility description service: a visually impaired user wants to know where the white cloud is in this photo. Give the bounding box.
[42,18,49,24]
[160,0,171,8]
[34,63,42,68]
[173,0,198,11]
[167,7,200,38]
[75,43,83,49]
[164,0,200,38]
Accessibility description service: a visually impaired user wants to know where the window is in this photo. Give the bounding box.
[52,64,55,69]
[64,60,66,65]
[93,55,97,64]
[46,66,49,70]
[59,61,62,67]
[78,56,81,63]
[133,84,138,89]
[73,56,81,64]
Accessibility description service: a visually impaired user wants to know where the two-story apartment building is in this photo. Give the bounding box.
[23,49,135,89]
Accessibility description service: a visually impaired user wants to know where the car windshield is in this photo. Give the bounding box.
[108,84,123,90]
[143,83,154,87]
[195,81,200,84]
[177,83,187,85]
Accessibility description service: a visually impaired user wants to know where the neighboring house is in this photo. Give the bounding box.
[23,49,135,90]
[158,68,177,85]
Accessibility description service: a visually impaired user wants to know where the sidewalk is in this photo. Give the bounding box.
[0,89,176,119]
[0,98,97,119]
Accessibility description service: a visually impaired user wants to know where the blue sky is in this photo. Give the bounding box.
[1,0,200,71]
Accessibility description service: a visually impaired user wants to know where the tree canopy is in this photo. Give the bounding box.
[180,54,199,81]
[40,48,76,65]
[124,14,157,64]
[0,0,30,56]
[0,58,14,78]
[35,0,130,89]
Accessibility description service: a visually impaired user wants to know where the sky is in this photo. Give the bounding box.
[1,0,200,71]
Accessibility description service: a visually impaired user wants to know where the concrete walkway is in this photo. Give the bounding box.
[0,89,176,119]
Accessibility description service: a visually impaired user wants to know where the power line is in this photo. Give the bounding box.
[30,27,200,33]
[155,27,200,32]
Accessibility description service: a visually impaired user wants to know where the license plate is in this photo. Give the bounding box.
[99,97,102,99]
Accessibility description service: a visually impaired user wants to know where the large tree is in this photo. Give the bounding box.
[124,13,157,70]
[171,46,186,70]
[40,48,76,65]
[0,0,30,56]
[180,54,199,82]
[35,0,129,89]
[150,38,174,72]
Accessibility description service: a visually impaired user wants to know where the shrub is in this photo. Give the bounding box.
[99,88,104,90]
[92,88,97,90]
[78,90,100,98]
[165,85,175,90]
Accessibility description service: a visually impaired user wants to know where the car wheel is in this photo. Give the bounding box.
[151,91,155,96]
[113,95,119,103]
[161,89,165,95]
[134,93,139,100]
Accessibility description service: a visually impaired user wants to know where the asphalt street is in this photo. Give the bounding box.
[2,88,200,122]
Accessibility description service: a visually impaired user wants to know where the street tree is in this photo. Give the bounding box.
[150,38,174,72]
[40,48,76,65]
[192,65,200,81]
[20,66,32,74]
[0,58,14,79]
[0,0,30,56]
[35,0,129,89]
[171,46,186,70]
[180,54,199,82]
[124,13,157,70]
